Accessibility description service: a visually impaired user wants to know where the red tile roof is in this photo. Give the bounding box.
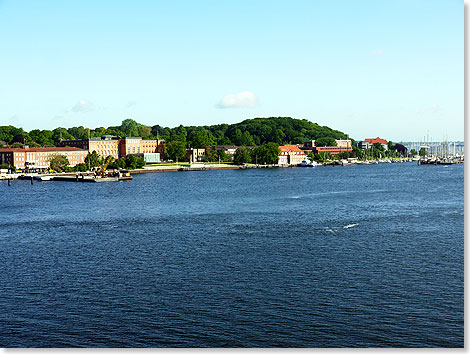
[279,145,305,153]
[365,137,387,145]
[0,147,87,153]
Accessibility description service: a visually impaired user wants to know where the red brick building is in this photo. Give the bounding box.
[312,146,353,155]
[0,147,87,170]
[302,139,353,156]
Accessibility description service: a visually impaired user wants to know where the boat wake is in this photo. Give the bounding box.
[324,223,359,233]
[343,223,359,229]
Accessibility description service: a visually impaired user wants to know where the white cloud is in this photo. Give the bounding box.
[371,49,385,56]
[71,99,95,113]
[126,100,137,108]
[216,91,258,109]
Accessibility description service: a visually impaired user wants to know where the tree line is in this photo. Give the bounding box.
[0,117,349,149]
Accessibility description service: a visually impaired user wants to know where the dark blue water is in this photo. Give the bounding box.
[0,163,463,347]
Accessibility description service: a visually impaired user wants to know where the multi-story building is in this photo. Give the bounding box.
[365,137,388,150]
[57,136,165,160]
[301,139,353,156]
[187,148,206,162]
[357,141,372,150]
[278,145,306,165]
[119,137,141,156]
[215,145,255,155]
[336,140,352,149]
[0,147,87,170]
[119,137,165,160]
[312,146,353,155]
[56,135,120,159]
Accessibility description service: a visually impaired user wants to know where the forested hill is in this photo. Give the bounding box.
[0,117,350,148]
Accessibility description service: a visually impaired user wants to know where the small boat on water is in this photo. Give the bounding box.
[36,176,53,181]
[298,159,318,167]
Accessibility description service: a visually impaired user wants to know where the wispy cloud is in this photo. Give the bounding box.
[371,49,385,56]
[70,99,95,113]
[126,100,137,108]
[216,91,258,109]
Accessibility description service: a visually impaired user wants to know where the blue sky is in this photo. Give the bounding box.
[0,0,463,141]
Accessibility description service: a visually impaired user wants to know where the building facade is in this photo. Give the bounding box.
[187,148,206,162]
[56,135,121,159]
[57,136,165,160]
[365,137,388,150]
[312,146,353,155]
[357,141,372,150]
[278,145,306,165]
[301,139,353,156]
[0,147,87,170]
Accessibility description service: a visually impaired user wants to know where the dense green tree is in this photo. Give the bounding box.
[151,125,171,140]
[120,118,139,137]
[252,143,280,164]
[138,125,152,138]
[0,125,26,144]
[92,127,107,137]
[188,128,215,148]
[29,129,54,146]
[217,148,231,162]
[315,137,337,147]
[67,126,89,140]
[84,151,101,169]
[373,142,385,152]
[419,147,427,156]
[104,126,125,137]
[74,163,88,172]
[166,140,187,161]
[313,152,332,162]
[173,125,187,138]
[125,155,145,169]
[109,158,127,170]
[233,148,252,165]
[52,128,74,142]
[352,146,363,159]
[49,154,69,172]
[263,142,280,164]
[204,147,219,162]
[410,148,418,156]
[394,143,407,156]
[2,116,353,150]
[12,134,26,144]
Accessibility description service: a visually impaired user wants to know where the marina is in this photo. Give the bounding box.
[1,155,463,185]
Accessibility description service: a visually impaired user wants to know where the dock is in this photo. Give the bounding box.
[51,176,120,182]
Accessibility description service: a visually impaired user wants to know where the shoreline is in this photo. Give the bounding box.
[2,158,463,181]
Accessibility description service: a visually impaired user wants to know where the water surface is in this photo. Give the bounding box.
[0,163,464,347]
